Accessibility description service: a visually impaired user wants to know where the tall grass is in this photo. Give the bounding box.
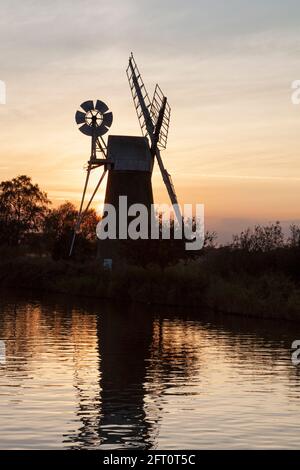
[1,222,300,321]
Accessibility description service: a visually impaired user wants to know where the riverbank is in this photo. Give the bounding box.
[0,253,300,322]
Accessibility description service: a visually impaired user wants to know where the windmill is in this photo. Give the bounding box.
[70,54,181,260]
[69,100,113,256]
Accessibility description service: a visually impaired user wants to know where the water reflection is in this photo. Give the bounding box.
[0,289,299,449]
[97,305,154,449]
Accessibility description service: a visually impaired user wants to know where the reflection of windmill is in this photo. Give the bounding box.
[70,54,181,261]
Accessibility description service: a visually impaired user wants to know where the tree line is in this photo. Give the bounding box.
[0,175,99,259]
[0,175,299,265]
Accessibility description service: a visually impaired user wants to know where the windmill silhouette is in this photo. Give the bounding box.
[70,54,181,262]
[69,100,113,256]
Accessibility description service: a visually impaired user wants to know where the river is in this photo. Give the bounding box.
[0,288,299,449]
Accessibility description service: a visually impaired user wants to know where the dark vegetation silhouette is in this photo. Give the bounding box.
[0,175,50,246]
[0,175,300,320]
[44,202,99,260]
[0,176,99,260]
[119,215,217,268]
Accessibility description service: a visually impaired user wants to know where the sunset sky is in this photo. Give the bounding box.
[0,0,300,241]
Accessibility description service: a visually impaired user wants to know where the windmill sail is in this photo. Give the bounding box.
[127,54,154,139]
[127,54,181,219]
[151,84,171,149]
